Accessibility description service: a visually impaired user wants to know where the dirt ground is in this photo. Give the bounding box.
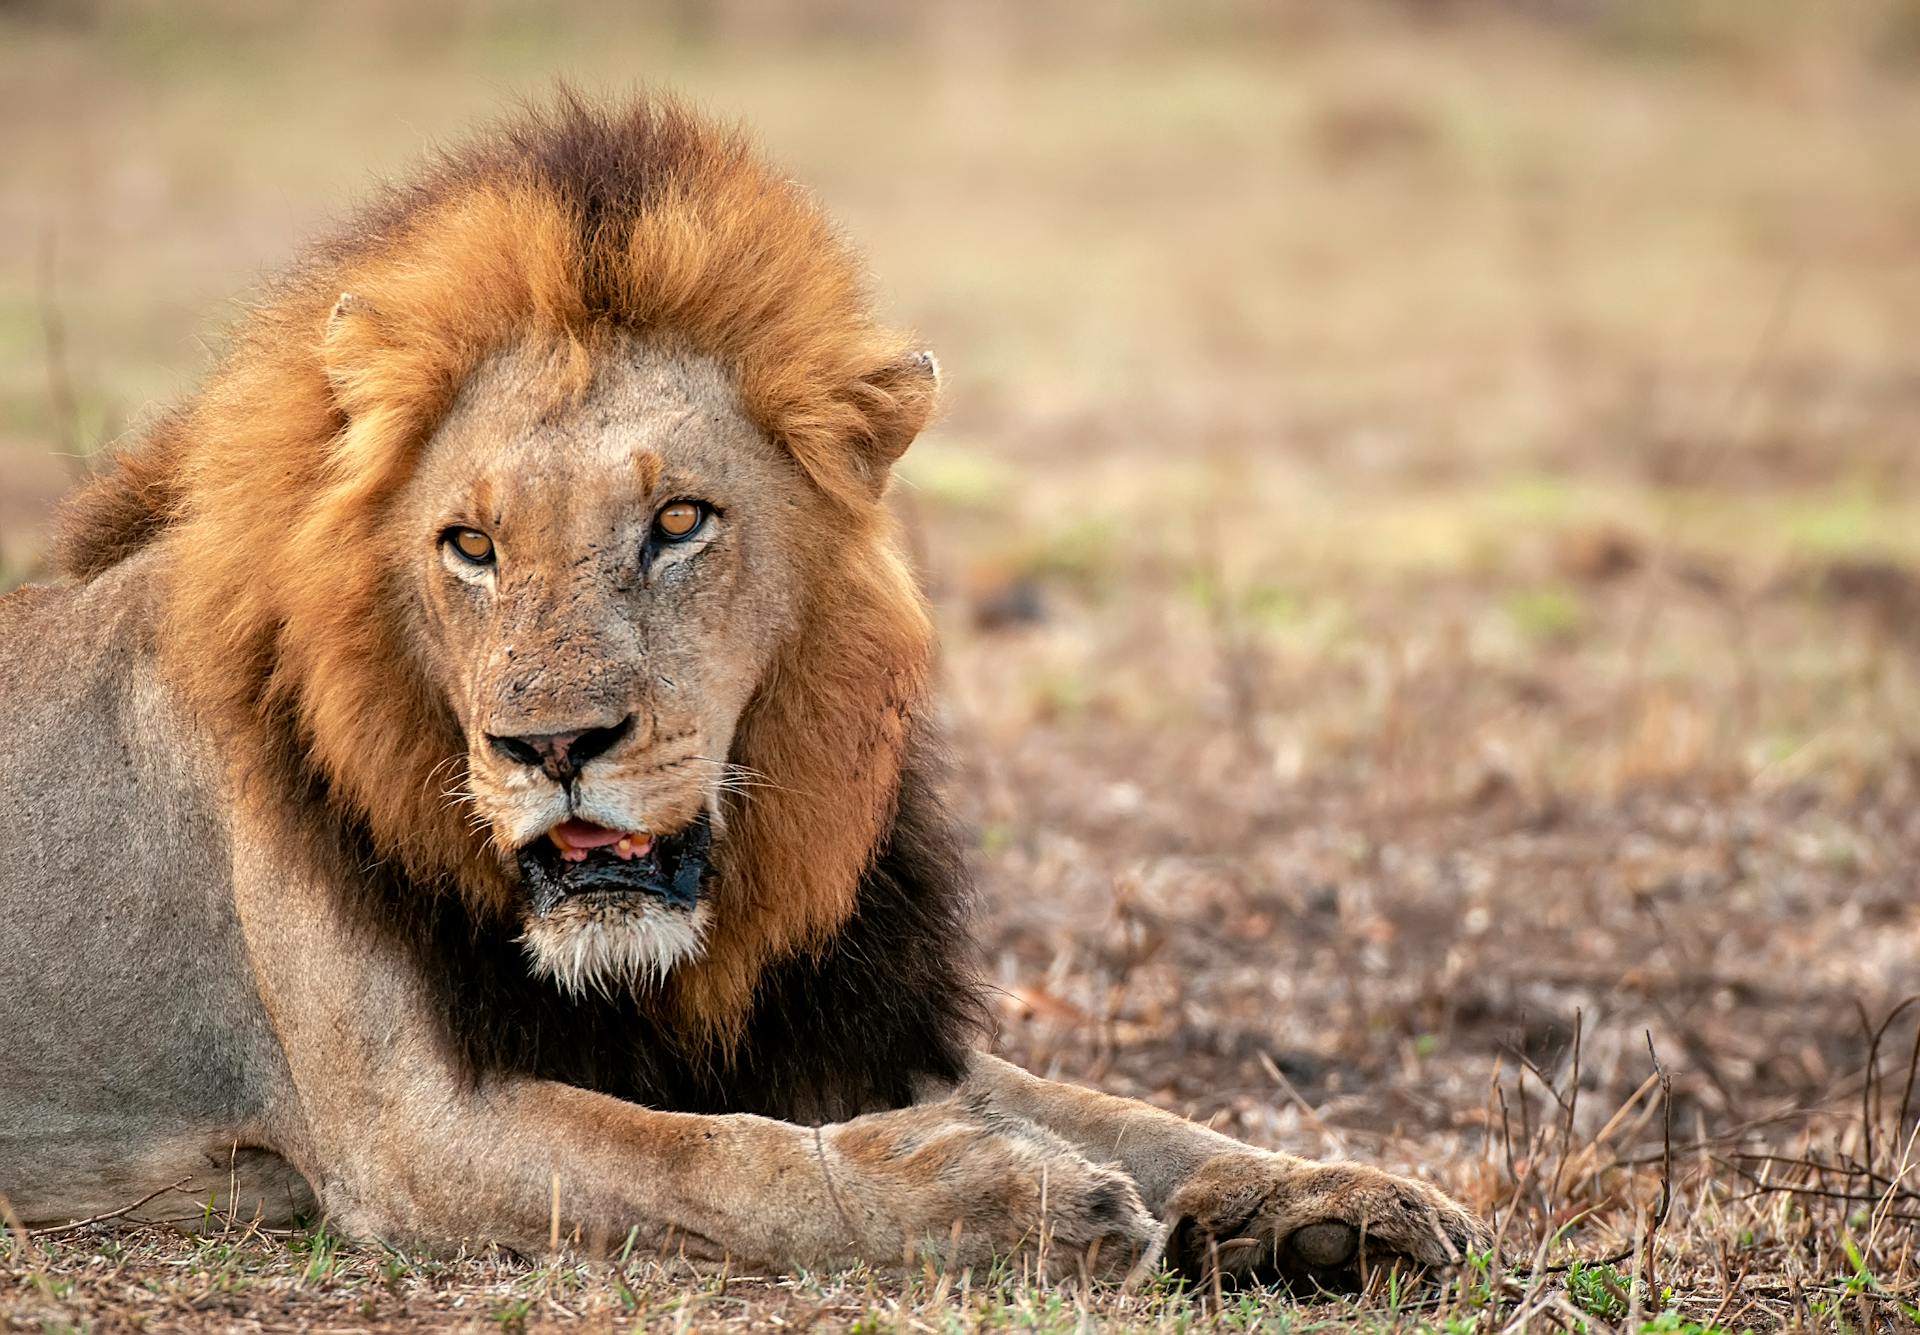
[6,3,1920,1330]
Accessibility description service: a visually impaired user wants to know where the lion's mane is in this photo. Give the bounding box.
[53,94,979,1115]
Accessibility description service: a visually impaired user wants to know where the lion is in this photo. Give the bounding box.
[0,94,1489,1285]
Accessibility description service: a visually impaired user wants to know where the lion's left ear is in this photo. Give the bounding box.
[850,350,940,495]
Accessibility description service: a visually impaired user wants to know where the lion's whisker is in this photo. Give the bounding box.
[685,755,817,802]
[421,753,467,803]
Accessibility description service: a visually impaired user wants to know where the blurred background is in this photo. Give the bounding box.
[5,0,1920,1320]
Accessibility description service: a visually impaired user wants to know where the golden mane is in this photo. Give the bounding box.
[55,93,942,1040]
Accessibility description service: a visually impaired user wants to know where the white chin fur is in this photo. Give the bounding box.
[520,897,709,996]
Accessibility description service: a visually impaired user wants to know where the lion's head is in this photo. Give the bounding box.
[57,94,946,1038]
[407,332,900,993]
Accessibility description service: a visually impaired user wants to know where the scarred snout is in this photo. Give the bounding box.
[471,698,709,837]
[465,682,718,889]
[486,716,633,786]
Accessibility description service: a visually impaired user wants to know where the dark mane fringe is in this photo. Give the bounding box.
[321,723,984,1116]
[52,410,189,580]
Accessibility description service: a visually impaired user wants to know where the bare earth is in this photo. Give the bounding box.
[5,4,1920,1330]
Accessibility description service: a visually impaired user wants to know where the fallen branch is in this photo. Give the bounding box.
[28,1178,192,1238]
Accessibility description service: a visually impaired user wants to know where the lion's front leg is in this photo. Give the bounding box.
[949,1054,1492,1285]
[311,1080,1156,1277]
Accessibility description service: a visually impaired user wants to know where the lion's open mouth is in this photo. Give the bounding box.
[517,814,712,916]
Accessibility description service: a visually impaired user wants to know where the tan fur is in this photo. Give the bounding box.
[12,94,1490,1279]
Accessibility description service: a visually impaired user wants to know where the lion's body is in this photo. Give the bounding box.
[1,94,1487,1278]
[0,556,310,1224]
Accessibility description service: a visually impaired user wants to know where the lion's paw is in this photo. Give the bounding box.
[1010,1146,1160,1278]
[1162,1152,1492,1289]
[826,1107,1158,1279]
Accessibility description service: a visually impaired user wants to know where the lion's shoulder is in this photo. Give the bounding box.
[1,546,167,691]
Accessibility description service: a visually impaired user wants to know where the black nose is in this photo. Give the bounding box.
[488,717,632,785]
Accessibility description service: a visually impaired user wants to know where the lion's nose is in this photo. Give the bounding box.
[487,716,633,785]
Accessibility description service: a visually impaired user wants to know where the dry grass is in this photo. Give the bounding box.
[7,2,1920,1330]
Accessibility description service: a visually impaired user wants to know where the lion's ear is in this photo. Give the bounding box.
[851,350,940,495]
[321,292,383,412]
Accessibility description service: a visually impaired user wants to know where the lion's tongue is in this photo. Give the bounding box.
[549,820,651,864]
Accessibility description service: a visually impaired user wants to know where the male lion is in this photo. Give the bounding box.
[0,95,1488,1284]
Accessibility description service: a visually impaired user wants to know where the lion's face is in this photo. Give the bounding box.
[398,336,818,992]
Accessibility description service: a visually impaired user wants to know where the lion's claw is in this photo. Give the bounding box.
[1163,1152,1492,1290]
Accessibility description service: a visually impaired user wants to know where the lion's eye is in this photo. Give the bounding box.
[446,528,496,565]
[653,501,707,542]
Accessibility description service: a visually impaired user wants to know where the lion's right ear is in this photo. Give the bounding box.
[850,350,940,496]
[321,292,382,412]
[319,291,436,492]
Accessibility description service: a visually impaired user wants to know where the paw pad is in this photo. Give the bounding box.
[1287,1220,1358,1268]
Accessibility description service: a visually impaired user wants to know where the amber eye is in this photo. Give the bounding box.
[653,501,707,542]
[446,528,495,565]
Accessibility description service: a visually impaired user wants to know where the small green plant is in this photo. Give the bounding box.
[289,1221,339,1285]
[1565,1258,1631,1321]
[1459,1247,1497,1308]
[1638,1311,1744,1334]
